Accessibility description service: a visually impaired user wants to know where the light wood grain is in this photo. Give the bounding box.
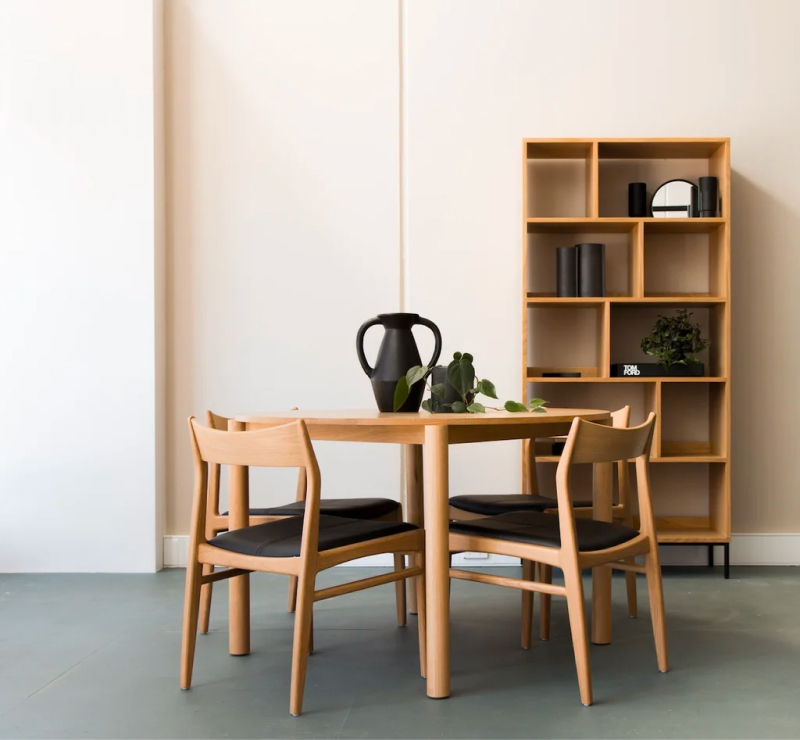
[424,424,451,700]
[404,444,424,615]
[227,419,251,657]
[237,408,610,427]
[523,137,731,551]
[181,417,426,716]
[450,414,665,705]
[526,216,727,234]
[225,407,610,701]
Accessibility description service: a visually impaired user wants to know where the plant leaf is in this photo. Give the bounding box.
[447,358,475,400]
[504,400,528,413]
[421,398,433,412]
[393,377,410,412]
[451,401,468,413]
[405,365,429,388]
[477,378,498,399]
[453,352,462,361]
[430,383,447,397]
[467,402,486,414]
[462,353,474,363]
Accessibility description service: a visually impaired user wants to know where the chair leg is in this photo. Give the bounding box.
[448,552,452,599]
[521,560,534,649]
[644,550,669,673]
[180,557,203,689]
[416,551,427,679]
[562,560,593,707]
[198,563,214,634]
[289,570,316,716]
[394,554,407,627]
[287,576,298,613]
[538,563,552,641]
[625,567,638,618]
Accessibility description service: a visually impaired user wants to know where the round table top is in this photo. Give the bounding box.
[235,408,610,427]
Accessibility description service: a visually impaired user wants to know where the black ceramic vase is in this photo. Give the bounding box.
[356,313,442,412]
[428,366,473,413]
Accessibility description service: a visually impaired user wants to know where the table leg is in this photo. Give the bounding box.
[591,460,613,645]
[404,444,424,615]
[228,420,251,656]
[424,425,450,699]
[521,438,538,647]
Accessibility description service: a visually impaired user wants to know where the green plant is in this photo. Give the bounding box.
[393,352,548,414]
[640,309,709,370]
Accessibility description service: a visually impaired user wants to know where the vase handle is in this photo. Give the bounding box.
[416,316,442,369]
[356,317,382,377]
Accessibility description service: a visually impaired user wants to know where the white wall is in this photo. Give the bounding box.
[164,0,402,531]
[0,1,165,571]
[404,0,800,532]
[4,1,799,570]
[166,0,800,540]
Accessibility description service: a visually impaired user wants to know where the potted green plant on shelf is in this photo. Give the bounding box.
[637,308,709,376]
[393,352,547,413]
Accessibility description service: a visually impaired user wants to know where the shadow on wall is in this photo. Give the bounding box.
[729,170,800,532]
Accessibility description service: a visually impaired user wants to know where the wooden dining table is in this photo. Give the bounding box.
[229,407,612,699]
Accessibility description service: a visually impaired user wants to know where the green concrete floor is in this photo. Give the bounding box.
[1,567,799,739]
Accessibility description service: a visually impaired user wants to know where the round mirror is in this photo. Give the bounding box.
[650,179,698,218]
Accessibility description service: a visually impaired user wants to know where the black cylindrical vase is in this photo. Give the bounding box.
[699,176,718,217]
[556,246,578,297]
[577,243,605,297]
[628,182,647,217]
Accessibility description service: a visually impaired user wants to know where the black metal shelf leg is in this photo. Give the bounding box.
[724,543,730,579]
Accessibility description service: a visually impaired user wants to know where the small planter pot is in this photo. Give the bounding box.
[429,366,473,413]
[610,363,704,378]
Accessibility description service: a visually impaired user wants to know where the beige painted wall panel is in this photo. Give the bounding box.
[165,0,401,533]
[404,0,800,532]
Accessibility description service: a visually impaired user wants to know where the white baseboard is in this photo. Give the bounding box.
[162,534,800,569]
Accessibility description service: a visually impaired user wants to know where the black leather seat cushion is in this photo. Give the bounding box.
[449,511,638,552]
[209,515,416,558]
[224,498,401,520]
[449,494,593,516]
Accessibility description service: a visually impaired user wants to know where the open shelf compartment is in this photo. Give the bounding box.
[597,139,729,219]
[527,382,656,451]
[610,303,726,378]
[660,381,728,460]
[643,221,728,298]
[633,463,729,542]
[527,304,607,379]
[526,220,640,298]
[525,140,597,218]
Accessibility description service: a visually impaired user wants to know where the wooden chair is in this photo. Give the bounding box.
[535,406,639,641]
[449,407,638,641]
[182,417,426,716]
[448,413,667,706]
[198,411,407,635]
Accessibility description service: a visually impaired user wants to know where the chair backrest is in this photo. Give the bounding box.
[555,413,658,546]
[204,411,310,521]
[524,406,631,506]
[560,412,655,466]
[188,416,322,552]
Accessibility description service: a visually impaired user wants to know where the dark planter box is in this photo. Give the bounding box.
[429,366,473,413]
[610,363,704,378]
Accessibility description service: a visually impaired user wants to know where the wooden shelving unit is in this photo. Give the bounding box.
[522,138,731,569]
